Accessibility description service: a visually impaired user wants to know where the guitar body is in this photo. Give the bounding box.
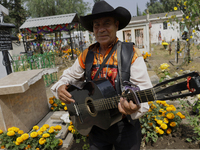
[67,78,120,136]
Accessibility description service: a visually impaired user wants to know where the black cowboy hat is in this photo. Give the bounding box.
[80,1,131,32]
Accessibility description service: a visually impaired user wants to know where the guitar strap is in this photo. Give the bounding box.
[85,41,118,81]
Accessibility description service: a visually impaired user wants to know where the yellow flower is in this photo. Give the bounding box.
[36,148,40,150]
[166,113,175,119]
[157,120,163,125]
[15,141,20,145]
[180,115,186,119]
[186,16,189,19]
[16,137,23,143]
[174,7,177,10]
[64,106,68,110]
[21,133,29,140]
[25,145,31,149]
[43,124,49,129]
[197,94,200,100]
[7,127,13,131]
[170,122,177,127]
[51,107,54,110]
[7,131,15,136]
[164,118,169,124]
[0,129,3,134]
[39,138,46,145]
[184,1,187,6]
[160,63,170,71]
[190,36,193,39]
[18,130,24,135]
[30,132,38,138]
[49,99,54,105]
[42,133,50,138]
[37,131,43,135]
[158,129,164,134]
[193,30,196,33]
[186,39,189,41]
[12,127,20,132]
[160,123,168,130]
[33,125,39,130]
[55,125,62,131]
[71,129,76,134]
[155,127,160,133]
[68,125,74,131]
[166,128,172,134]
[40,126,47,132]
[1,146,5,149]
[70,121,73,125]
[166,107,173,111]
[58,139,63,146]
[48,128,54,133]
[61,102,65,106]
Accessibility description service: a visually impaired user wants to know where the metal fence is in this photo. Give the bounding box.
[11,52,57,87]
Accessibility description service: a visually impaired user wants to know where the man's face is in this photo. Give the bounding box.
[93,17,119,46]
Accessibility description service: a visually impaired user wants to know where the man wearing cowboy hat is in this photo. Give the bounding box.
[51,1,152,150]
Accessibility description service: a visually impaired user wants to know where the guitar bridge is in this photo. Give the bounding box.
[73,103,83,124]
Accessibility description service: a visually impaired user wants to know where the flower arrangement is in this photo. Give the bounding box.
[142,52,151,61]
[49,96,68,111]
[0,124,63,150]
[61,48,81,59]
[68,121,89,150]
[162,42,169,49]
[140,100,185,144]
[158,63,170,82]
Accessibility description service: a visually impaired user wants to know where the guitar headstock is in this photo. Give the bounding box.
[154,71,200,100]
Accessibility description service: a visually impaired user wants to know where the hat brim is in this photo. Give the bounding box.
[80,7,131,32]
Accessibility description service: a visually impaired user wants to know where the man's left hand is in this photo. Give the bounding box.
[118,97,140,115]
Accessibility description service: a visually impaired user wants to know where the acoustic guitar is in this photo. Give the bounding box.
[67,71,200,136]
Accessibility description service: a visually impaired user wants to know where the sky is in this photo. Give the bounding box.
[84,0,150,17]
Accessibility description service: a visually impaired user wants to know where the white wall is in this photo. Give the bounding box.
[151,21,181,44]
[0,51,8,79]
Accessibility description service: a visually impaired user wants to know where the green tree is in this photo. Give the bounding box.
[147,1,164,14]
[0,0,28,34]
[169,0,200,63]
[22,0,91,18]
[137,4,142,16]
[93,0,102,3]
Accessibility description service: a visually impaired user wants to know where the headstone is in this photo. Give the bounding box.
[0,69,49,132]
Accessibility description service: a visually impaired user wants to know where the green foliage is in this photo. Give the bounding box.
[0,0,28,34]
[22,0,91,18]
[178,97,200,142]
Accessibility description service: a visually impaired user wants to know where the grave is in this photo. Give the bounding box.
[0,69,50,132]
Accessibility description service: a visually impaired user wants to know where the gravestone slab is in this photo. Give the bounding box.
[0,69,49,132]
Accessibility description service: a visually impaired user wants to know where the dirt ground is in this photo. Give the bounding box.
[48,43,200,149]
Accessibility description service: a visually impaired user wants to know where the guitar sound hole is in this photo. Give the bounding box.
[86,98,97,117]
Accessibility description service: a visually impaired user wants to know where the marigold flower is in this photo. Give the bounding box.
[148,123,153,126]
[49,97,53,101]
[43,124,49,129]
[12,127,20,132]
[158,129,164,134]
[186,16,189,19]
[39,138,46,145]
[18,130,24,135]
[174,7,177,10]
[68,125,74,131]
[49,100,54,105]
[33,125,39,130]
[55,125,62,131]
[42,133,50,138]
[197,94,200,100]
[180,115,186,119]
[25,145,31,149]
[0,129,3,134]
[70,121,73,125]
[7,127,13,131]
[1,146,5,149]
[36,148,40,150]
[160,123,168,130]
[190,36,193,39]
[30,132,38,138]
[193,30,196,33]
[53,103,58,107]
[37,131,43,135]
[7,131,15,136]
[148,101,153,105]
[15,141,20,145]
[157,120,163,125]
[16,137,23,143]
[72,129,76,134]
[159,63,170,71]
[166,107,172,111]
[166,113,175,119]
[40,126,47,132]
[164,118,169,124]
[48,128,54,133]
[61,102,66,106]
[170,122,176,127]
[166,128,172,134]
[21,133,29,140]
[64,106,68,110]
[58,139,63,146]
[51,107,54,110]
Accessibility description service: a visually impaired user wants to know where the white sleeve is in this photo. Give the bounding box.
[50,59,85,99]
[129,56,153,120]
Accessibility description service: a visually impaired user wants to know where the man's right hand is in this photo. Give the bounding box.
[57,84,75,104]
